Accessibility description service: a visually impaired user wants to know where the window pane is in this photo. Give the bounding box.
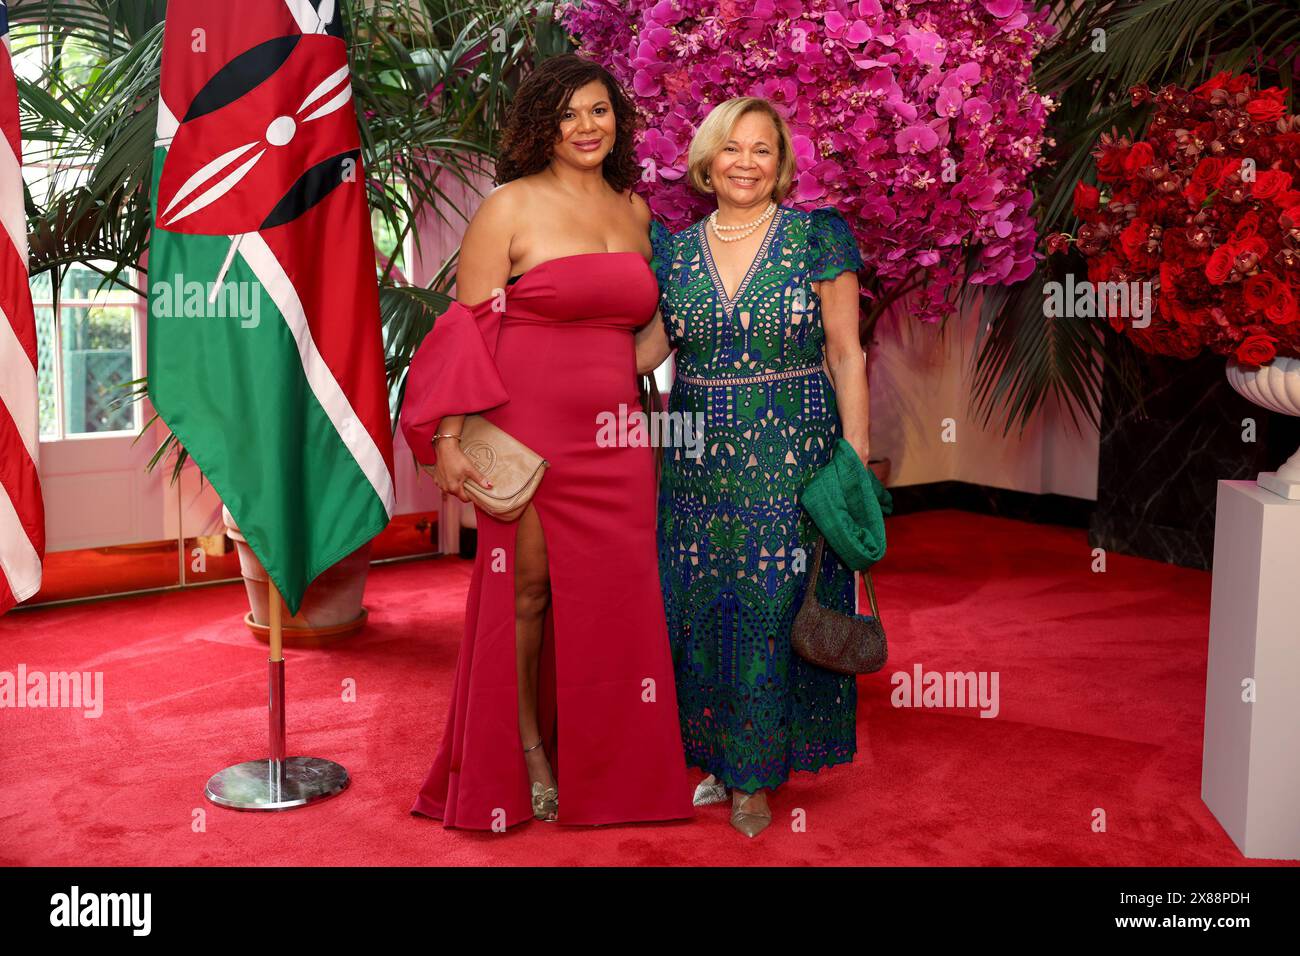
[35,306,58,440]
[60,261,136,302]
[9,25,48,84]
[60,32,109,91]
[28,263,137,305]
[60,305,135,435]
[372,206,405,277]
[29,270,53,302]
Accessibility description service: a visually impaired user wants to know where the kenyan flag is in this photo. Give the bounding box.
[148,0,394,614]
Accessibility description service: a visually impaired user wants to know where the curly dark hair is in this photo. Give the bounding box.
[495,54,641,192]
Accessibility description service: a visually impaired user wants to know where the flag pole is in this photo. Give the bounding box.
[203,570,349,810]
[268,575,285,770]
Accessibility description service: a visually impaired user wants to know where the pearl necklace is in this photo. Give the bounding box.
[709,202,775,242]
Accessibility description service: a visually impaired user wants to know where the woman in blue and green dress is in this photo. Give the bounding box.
[635,97,871,838]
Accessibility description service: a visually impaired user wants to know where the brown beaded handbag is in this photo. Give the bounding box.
[791,535,886,675]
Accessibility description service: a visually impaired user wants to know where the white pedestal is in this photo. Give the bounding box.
[1257,470,1300,500]
[1202,480,1300,860]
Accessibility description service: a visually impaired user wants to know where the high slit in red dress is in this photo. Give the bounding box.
[400,250,694,829]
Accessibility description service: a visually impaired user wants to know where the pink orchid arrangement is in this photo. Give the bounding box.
[559,0,1056,324]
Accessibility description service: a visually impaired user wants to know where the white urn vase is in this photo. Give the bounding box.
[1225,355,1300,499]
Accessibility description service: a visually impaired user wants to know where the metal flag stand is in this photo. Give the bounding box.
[204,576,350,810]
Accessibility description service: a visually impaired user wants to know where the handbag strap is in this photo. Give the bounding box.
[863,568,881,622]
[808,534,881,622]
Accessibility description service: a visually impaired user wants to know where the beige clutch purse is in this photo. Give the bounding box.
[456,414,549,522]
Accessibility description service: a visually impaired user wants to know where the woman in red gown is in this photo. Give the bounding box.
[399,55,693,830]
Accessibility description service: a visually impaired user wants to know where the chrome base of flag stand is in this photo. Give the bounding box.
[204,658,349,811]
[205,755,349,811]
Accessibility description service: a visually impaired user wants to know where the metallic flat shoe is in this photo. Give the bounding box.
[693,777,729,806]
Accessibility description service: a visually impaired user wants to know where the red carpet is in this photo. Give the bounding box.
[0,510,1291,866]
[24,513,438,605]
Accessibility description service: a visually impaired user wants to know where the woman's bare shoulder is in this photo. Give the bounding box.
[475,179,532,220]
[464,179,538,249]
[626,189,651,223]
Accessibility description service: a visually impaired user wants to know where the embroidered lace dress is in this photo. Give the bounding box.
[650,205,865,793]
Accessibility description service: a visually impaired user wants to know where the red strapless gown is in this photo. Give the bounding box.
[400,251,694,829]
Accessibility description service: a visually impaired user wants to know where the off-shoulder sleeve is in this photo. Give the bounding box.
[808,206,863,282]
[398,300,508,466]
[649,219,674,288]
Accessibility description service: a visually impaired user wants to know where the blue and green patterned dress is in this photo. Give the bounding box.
[650,205,865,794]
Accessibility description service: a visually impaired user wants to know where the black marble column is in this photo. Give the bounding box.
[1090,348,1300,570]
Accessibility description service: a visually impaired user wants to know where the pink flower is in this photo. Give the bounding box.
[904,29,948,68]
[896,124,940,154]
[559,0,1056,324]
[983,0,1022,17]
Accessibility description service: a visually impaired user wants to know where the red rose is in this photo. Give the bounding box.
[1073,181,1101,221]
[1159,260,1178,295]
[1239,235,1269,260]
[1124,142,1156,176]
[1118,218,1150,262]
[1266,288,1298,326]
[1245,88,1287,124]
[1192,72,1234,97]
[1231,211,1260,242]
[1205,245,1237,285]
[1087,252,1119,284]
[1184,180,1210,206]
[1235,333,1278,367]
[1191,157,1224,187]
[1251,170,1292,201]
[1243,272,1283,311]
[1219,158,1246,188]
[1096,147,1128,182]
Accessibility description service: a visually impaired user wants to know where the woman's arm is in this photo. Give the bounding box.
[456,184,518,305]
[819,270,871,463]
[626,192,675,374]
[635,314,672,374]
[426,186,520,499]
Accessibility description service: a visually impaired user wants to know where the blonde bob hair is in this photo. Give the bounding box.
[687,97,797,203]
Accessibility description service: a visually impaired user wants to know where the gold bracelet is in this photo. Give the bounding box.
[432,433,462,443]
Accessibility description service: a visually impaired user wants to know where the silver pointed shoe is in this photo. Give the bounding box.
[730,793,772,838]
[692,776,729,806]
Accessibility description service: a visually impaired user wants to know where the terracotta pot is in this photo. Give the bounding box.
[222,505,371,643]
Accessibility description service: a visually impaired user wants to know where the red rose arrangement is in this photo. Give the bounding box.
[1048,73,1300,368]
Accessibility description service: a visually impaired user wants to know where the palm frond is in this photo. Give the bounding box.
[15,0,565,478]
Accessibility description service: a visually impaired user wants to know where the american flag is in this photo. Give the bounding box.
[0,0,45,612]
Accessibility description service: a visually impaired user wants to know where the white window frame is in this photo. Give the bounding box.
[34,263,148,443]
